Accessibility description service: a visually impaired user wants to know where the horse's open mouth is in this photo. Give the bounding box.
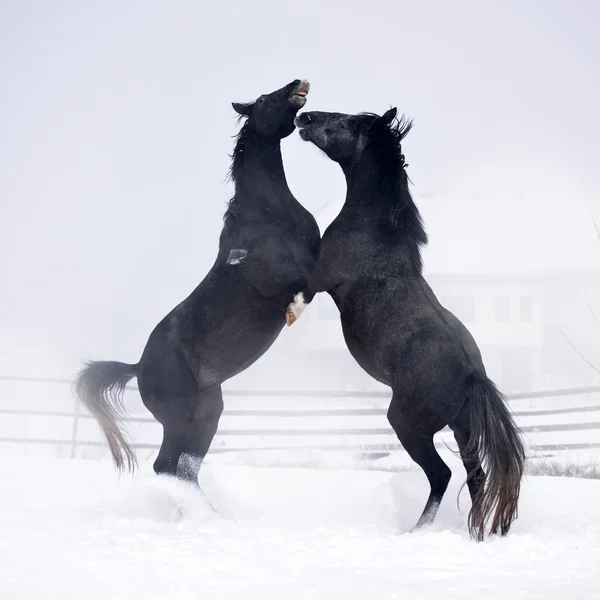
[292,90,309,100]
[290,80,310,106]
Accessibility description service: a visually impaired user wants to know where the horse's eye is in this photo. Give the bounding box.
[258,96,265,103]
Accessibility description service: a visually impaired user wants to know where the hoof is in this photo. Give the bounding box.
[285,306,297,326]
[285,292,306,326]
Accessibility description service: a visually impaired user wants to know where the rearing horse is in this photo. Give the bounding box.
[288,107,525,541]
[74,79,320,488]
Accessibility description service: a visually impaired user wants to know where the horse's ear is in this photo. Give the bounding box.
[232,102,253,117]
[380,107,397,126]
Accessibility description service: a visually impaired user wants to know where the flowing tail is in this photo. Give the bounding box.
[463,372,526,541]
[73,360,139,474]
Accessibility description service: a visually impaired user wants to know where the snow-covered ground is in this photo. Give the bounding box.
[2,456,599,599]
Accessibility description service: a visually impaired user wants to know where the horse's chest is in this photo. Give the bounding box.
[298,211,320,239]
[320,232,363,273]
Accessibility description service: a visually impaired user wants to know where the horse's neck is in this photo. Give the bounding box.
[341,162,425,273]
[233,133,297,219]
[342,165,401,224]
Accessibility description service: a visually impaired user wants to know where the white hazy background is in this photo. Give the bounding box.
[1,0,599,386]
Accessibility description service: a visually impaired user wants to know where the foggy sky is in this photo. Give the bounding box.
[1,0,599,379]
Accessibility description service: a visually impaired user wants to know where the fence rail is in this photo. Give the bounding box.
[1,376,600,463]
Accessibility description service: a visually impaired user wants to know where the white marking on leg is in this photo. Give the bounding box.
[177,453,203,482]
[411,499,441,532]
[226,248,247,265]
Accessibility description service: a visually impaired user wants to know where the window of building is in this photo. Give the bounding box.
[519,296,533,322]
[494,296,510,323]
[440,296,475,322]
[500,346,533,393]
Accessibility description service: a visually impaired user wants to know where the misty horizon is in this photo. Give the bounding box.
[1,1,599,386]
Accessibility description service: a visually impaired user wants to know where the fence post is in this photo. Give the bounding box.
[70,399,81,459]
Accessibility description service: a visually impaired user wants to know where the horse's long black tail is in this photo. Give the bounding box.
[73,360,139,474]
[463,372,526,541]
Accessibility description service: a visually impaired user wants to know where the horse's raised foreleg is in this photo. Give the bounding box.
[284,259,339,325]
[285,287,315,326]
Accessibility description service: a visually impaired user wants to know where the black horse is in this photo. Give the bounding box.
[74,79,320,487]
[287,107,525,541]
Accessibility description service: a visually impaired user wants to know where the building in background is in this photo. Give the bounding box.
[288,194,600,393]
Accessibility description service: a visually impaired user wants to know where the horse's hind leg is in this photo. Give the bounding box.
[138,354,198,478]
[154,425,183,476]
[388,399,452,531]
[170,386,223,514]
[449,396,486,514]
[177,385,224,485]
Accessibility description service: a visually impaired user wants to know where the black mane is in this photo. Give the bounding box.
[359,112,428,266]
[226,117,249,186]
[222,118,250,229]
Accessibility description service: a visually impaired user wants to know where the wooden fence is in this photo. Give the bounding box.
[1,376,600,463]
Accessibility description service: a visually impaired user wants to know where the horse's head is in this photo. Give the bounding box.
[294,108,403,166]
[232,79,309,139]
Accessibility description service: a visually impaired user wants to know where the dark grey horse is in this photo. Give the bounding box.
[287,107,525,541]
[74,80,320,489]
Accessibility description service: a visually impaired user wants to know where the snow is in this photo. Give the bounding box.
[2,457,599,599]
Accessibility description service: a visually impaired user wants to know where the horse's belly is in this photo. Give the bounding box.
[169,276,290,383]
[340,315,392,387]
[219,317,284,376]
